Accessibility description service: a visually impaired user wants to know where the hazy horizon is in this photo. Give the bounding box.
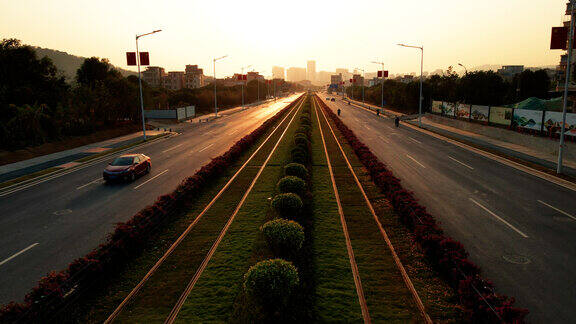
[1,0,566,77]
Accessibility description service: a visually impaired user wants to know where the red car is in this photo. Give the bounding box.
[103,154,151,182]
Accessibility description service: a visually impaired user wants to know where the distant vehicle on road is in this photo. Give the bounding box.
[331,98,335,102]
[326,97,330,100]
[103,154,151,182]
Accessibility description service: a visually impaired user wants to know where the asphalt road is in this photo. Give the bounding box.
[321,95,576,323]
[0,94,301,305]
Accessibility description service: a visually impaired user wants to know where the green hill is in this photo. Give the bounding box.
[33,47,136,83]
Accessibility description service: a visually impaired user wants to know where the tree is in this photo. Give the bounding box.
[0,38,69,111]
[457,71,509,105]
[76,57,121,88]
[511,69,551,101]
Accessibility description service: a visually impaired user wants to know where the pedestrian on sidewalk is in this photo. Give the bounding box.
[377,110,380,116]
[337,108,341,116]
[394,116,399,127]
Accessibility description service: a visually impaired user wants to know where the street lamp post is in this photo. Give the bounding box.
[558,0,575,174]
[458,63,468,75]
[355,67,365,105]
[241,65,252,109]
[371,61,385,109]
[213,55,228,117]
[398,43,424,127]
[136,29,161,140]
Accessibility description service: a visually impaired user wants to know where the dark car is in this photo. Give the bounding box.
[331,98,335,101]
[103,154,151,182]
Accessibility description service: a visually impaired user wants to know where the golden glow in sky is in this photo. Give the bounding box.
[0,0,566,77]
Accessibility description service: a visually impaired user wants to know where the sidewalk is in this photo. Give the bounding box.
[409,116,576,178]
[0,130,168,183]
[338,96,576,178]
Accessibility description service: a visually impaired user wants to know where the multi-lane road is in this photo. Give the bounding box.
[321,95,576,323]
[0,95,301,305]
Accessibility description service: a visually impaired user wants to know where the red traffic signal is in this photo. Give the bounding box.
[126,52,136,66]
[139,52,150,66]
[378,70,389,78]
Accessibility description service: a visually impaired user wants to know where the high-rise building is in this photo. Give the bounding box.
[185,65,204,89]
[317,71,332,85]
[142,66,166,87]
[307,60,316,83]
[272,66,285,80]
[286,67,306,82]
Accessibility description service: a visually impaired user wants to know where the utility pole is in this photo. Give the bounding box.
[213,55,228,117]
[398,43,424,127]
[372,61,385,109]
[558,0,575,174]
[135,29,161,140]
[241,64,252,110]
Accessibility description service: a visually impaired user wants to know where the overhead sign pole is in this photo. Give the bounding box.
[558,0,575,174]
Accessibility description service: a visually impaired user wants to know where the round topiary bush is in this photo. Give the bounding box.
[297,125,311,135]
[294,135,309,147]
[271,193,303,217]
[290,146,309,164]
[284,163,308,179]
[299,116,311,125]
[277,176,306,194]
[243,259,299,309]
[260,219,305,253]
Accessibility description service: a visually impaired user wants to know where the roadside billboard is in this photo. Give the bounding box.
[489,106,513,126]
[455,103,471,119]
[513,109,543,131]
[544,111,576,137]
[442,102,456,116]
[470,105,489,122]
[431,101,443,114]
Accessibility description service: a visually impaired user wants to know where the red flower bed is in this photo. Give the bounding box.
[0,96,302,323]
[316,95,528,323]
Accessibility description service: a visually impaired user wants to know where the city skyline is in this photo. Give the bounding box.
[1,0,565,78]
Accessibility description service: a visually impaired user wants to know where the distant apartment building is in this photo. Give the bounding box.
[185,65,204,89]
[317,71,331,85]
[247,71,264,82]
[330,74,342,85]
[352,74,364,86]
[287,67,307,82]
[497,65,524,79]
[163,71,185,90]
[142,66,165,87]
[272,66,285,80]
[307,60,316,83]
[336,68,350,81]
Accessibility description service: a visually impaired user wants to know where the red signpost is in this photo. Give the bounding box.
[551,26,569,50]
[126,52,137,66]
[139,52,150,66]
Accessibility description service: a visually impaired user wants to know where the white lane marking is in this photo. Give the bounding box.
[0,243,39,267]
[134,169,169,190]
[226,129,238,135]
[538,200,576,221]
[76,178,104,190]
[406,154,426,168]
[448,156,474,170]
[197,143,214,152]
[469,198,529,238]
[409,137,422,144]
[162,143,183,153]
[378,135,389,144]
[363,124,371,130]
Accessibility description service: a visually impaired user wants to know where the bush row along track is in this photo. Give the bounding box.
[103,95,305,323]
[312,95,433,322]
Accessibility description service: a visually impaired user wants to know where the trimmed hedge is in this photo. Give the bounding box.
[277,176,306,194]
[284,163,308,179]
[260,219,305,254]
[0,95,304,323]
[316,95,528,322]
[243,259,299,309]
[271,193,303,218]
[294,135,310,148]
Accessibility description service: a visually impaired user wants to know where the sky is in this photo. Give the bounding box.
[0,0,567,78]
